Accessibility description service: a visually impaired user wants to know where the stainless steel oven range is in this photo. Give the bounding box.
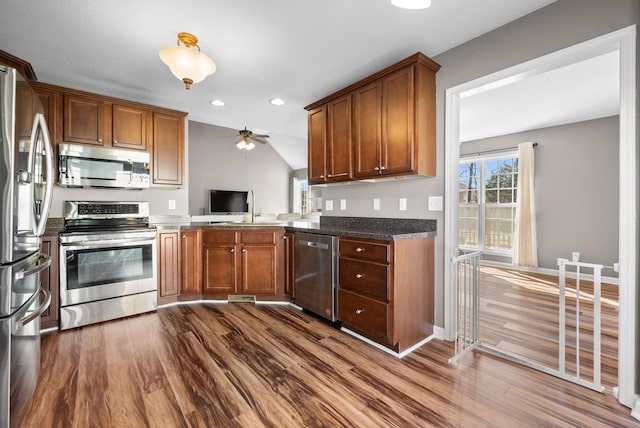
[59,201,157,330]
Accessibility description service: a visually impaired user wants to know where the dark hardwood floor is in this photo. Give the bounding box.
[23,302,636,427]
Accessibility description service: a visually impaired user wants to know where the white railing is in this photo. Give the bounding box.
[449,249,482,365]
[557,258,608,392]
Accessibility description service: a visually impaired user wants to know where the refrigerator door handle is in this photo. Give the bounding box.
[30,113,54,237]
[16,287,51,330]
[14,254,51,280]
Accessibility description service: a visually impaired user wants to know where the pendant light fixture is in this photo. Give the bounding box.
[391,0,431,9]
[159,32,216,90]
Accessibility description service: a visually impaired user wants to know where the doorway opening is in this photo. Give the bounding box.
[444,26,636,409]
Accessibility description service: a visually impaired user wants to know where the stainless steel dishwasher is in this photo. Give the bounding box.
[294,232,337,321]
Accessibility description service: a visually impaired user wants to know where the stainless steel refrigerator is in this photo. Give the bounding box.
[0,65,54,428]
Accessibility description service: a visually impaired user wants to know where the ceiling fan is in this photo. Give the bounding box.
[235,127,269,150]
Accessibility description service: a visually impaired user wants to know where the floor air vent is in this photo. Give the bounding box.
[227,295,256,304]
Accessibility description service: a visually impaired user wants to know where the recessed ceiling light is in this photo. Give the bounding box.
[210,99,225,107]
[269,98,285,106]
[391,0,431,10]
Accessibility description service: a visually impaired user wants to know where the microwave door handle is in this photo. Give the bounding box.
[30,113,54,237]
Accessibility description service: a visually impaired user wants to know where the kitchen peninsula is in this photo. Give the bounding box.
[154,216,436,354]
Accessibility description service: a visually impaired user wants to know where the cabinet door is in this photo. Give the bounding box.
[36,88,56,138]
[307,105,327,184]
[180,230,202,295]
[326,94,352,182]
[112,104,148,150]
[283,232,295,297]
[241,244,277,295]
[16,81,36,141]
[63,94,105,146]
[240,231,278,295]
[153,112,184,186]
[158,230,180,297]
[40,236,59,330]
[203,243,238,294]
[381,66,415,175]
[353,81,382,178]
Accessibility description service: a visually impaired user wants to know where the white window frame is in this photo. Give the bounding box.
[459,151,518,256]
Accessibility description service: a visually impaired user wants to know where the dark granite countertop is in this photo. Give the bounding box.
[47,215,437,241]
[186,216,436,241]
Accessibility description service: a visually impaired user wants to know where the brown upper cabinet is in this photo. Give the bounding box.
[305,52,440,184]
[307,94,353,184]
[62,94,149,150]
[153,112,184,186]
[30,82,186,187]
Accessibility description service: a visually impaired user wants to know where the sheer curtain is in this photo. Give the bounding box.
[513,141,538,267]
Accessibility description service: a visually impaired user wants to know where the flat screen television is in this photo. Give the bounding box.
[208,190,249,214]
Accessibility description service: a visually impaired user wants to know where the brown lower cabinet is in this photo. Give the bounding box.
[337,236,434,353]
[202,229,285,300]
[157,229,181,305]
[284,232,295,298]
[180,229,202,297]
[40,235,59,329]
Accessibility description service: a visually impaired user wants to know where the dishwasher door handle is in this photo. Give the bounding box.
[298,240,329,250]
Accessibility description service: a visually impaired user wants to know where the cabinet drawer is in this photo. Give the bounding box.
[203,230,237,244]
[240,231,277,244]
[339,238,390,263]
[338,289,390,344]
[339,258,389,301]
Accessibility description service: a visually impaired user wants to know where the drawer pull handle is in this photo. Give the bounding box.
[355,273,363,279]
[355,309,363,314]
[230,248,235,253]
[355,247,365,253]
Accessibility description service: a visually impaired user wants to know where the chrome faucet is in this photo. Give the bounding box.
[248,189,255,223]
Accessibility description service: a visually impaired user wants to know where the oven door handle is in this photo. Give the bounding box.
[61,237,157,250]
[14,254,52,280]
[16,287,51,330]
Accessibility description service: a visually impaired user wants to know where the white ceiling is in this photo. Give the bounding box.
[459,50,620,142]
[0,0,563,169]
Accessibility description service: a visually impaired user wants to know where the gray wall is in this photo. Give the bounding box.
[461,116,619,276]
[320,0,639,328]
[188,121,292,216]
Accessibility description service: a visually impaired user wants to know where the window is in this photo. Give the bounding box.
[459,154,518,253]
[292,177,309,214]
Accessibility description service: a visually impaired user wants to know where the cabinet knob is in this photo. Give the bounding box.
[355,247,365,253]
[283,236,288,240]
[182,235,186,238]
[355,309,363,315]
[379,166,386,171]
[230,248,235,253]
[355,273,363,279]
[113,140,118,144]
[98,138,103,143]
[319,174,325,179]
[327,174,333,178]
[374,166,380,171]
[242,249,247,253]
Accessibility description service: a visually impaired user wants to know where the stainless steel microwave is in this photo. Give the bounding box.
[57,144,150,189]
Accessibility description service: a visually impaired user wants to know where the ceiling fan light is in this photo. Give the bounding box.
[236,138,247,149]
[159,32,216,90]
[391,0,431,9]
[245,142,256,150]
